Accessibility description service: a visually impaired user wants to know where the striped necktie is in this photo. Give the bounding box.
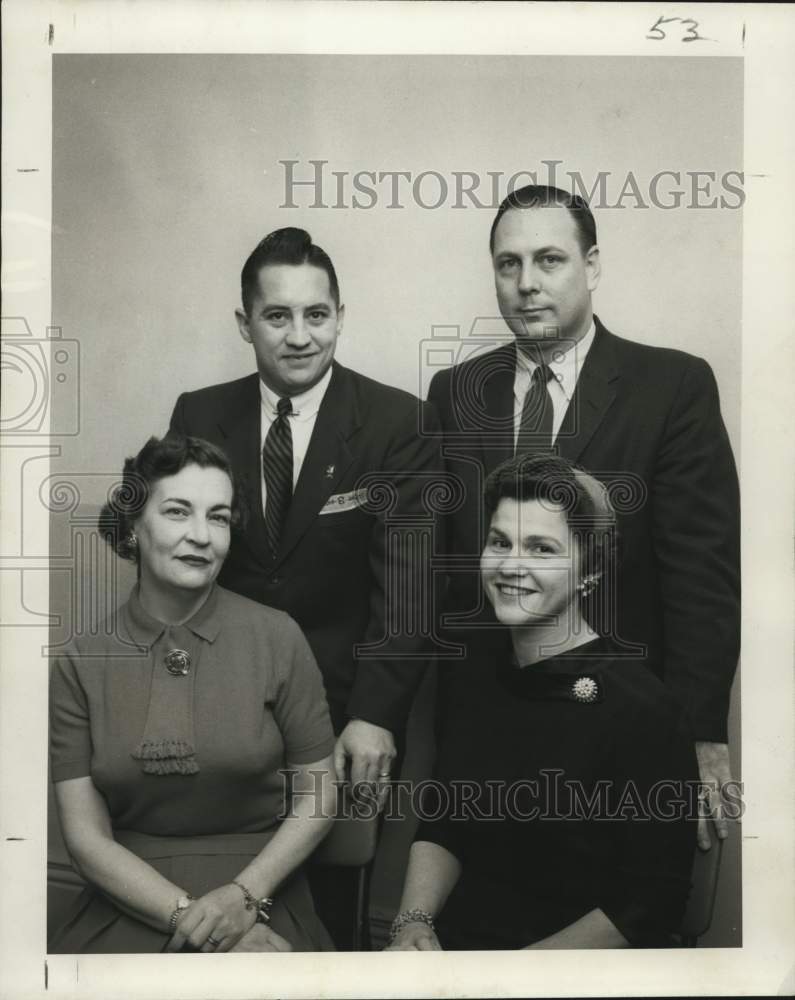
[262,396,293,555]
[516,363,555,454]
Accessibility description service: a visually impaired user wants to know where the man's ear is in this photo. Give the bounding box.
[585,246,601,292]
[335,303,345,337]
[235,308,252,344]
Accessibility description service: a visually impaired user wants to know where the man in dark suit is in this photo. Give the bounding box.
[169,227,442,945]
[428,185,740,851]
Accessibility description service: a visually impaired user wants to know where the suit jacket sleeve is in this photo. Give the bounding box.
[427,369,454,562]
[652,357,740,742]
[427,370,443,413]
[169,394,188,436]
[345,399,445,733]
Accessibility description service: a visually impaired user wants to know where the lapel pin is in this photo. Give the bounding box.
[325,465,335,478]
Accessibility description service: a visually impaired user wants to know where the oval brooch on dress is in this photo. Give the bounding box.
[164,649,191,676]
[571,676,598,703]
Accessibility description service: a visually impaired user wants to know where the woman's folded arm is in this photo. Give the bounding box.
[54,776,187,933]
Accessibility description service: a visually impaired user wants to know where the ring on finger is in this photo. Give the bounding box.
[206,935,221,949]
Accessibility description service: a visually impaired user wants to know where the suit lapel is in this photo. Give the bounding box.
[464,342,516,473]
[274,363,359,568]
[555,318,619,463]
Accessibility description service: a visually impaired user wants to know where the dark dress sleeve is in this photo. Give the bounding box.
[412,680,472,864]
[271,614,336,765]
[413,782,468,863]
[49,648,92,782]
[597,689,698,945]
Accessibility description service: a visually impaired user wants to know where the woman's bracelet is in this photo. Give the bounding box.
[389,908,436,944]
[230,879,274,925]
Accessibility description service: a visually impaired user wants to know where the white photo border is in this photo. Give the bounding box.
[2,2,794,998]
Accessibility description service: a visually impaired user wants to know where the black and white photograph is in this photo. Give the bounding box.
[1,3,793,998]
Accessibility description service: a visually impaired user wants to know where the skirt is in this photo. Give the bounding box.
[49,829,334,954]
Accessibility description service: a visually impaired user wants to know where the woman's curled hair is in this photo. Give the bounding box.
[483,452,618,583]
[99,434,246,562]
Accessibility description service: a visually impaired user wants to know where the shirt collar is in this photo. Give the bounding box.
[123,583,223,647]
[515,320,596,402]
[259,366,333,419]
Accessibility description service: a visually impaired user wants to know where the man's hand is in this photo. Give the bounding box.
[334,719,396,789]
[230,923,293,952]
[695,740,733,851]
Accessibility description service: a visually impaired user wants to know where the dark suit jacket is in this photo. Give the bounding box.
[428,317,740,742]
[170,362,443,735]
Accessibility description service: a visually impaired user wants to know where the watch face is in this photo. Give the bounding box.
[176,896,192,910]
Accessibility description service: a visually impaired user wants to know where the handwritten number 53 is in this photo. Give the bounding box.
[647,16,710,42]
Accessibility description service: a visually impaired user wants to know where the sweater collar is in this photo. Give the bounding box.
[123,583,223,647]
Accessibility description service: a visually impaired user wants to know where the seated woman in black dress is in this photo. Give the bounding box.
[387,453,698,950]
[49,434,336,953]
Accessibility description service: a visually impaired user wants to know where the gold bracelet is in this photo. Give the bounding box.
[231,879,274,925]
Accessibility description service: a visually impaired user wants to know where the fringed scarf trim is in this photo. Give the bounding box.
[131,740,200,775]
[130,619,202,777]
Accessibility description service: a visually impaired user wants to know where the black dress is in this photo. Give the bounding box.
[417,635,698,949]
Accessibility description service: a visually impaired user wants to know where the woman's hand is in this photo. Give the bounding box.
[231,923,293,952]
[166,883,256,953]
[384,922,442,951]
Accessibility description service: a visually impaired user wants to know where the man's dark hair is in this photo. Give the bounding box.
[241,227,340,316]
[489,185,597,258]
[99,434,246,563]
[483,452,616,582]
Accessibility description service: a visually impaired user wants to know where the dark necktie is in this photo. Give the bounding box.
[262,397,293,555]
[516,363,555,455]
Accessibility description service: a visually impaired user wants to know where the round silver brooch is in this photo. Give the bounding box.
[571,676,598,703]
[164,649,191,676]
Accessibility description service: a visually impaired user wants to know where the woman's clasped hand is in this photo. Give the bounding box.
[166,883,258,953]
[385,921,442,952]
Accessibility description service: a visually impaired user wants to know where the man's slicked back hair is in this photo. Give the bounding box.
[489,184,597,258]
[241,227,340,315]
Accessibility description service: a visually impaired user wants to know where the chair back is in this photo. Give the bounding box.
[312,795,379,867]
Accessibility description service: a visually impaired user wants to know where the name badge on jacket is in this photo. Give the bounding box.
[319,489,368,515]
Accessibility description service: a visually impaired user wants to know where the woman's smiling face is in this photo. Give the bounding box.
[480,496,580,627]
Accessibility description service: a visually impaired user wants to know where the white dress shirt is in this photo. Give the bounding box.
[260,367,333,511]
[513,321,596,448]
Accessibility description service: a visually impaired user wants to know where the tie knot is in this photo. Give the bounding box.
[276,397,293,418]
[532,364,554,386]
